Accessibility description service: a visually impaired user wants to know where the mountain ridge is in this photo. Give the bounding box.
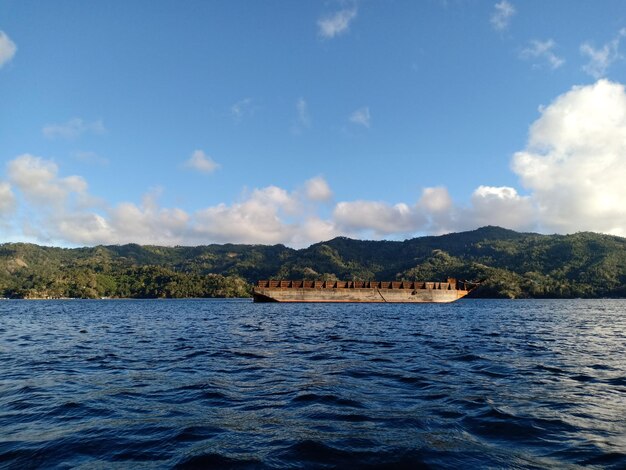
[1,226,625,299]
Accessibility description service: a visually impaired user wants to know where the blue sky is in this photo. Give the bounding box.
[1,0,626,247]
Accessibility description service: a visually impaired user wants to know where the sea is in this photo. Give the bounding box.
[1,299,625,469]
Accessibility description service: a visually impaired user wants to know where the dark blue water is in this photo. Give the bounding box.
[1,299,625,469]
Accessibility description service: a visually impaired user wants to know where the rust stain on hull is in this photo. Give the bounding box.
[253,279,475,303]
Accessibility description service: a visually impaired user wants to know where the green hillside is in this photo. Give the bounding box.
[1,226,625,299]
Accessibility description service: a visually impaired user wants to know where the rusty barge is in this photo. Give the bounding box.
[253,279,475,303]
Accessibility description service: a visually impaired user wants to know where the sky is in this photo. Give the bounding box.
[1,0,626,248]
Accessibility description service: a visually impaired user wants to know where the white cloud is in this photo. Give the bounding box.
[7,154,88,205]
[304,176,332,202]
[580,28,626,79]
[230,98,254,121]
[193,203,292,245]
[0,182,16,215]
[192,186,303,245]
[521,39,565,70]
[2,154,316,246]
[0,31,16,68]
[47,197,191,246]
[187,184,325,245]
[333,200,426,237]
[0,154,428,246]
[318,5,357,39]
[0,153,551,246]
[50,212,112,245]
[5,154,105,243]
[413,185,535,234]
[7,80,626,248]
[184,150,220,174]
[349,106,371,128]
[417,186,457,234]
[43,118,106,140]
[106,202,190,245]
[512,79,626,235]
[490,1,515,31]
[2,155,192,245]
[295,217,339,247]
[467,186,535,231]
[248,185,301,215]
[419,186,452,213]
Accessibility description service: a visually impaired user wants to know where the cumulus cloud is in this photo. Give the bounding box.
[295,217,339,247]
[304,176,332,202]
[49,212,112,245]
[318,5,357,39]
[490,1,515,31]
[6,80,626,248]
[2,154,314,246]
[0,182,16,215]
[467,186,535,231]
[43,118,106,140]
[0,31,16,68]
[0,155,426,246]
[580,28,626,79]
[417,186,456,234]
[191,185,315,245]
[520,39,565,70]
[248,185,301,215]
[419,187,453,213]
[333,200,426,237]
[107,202,190,246]
[349,106,371,128]
[184,150,220,174]
[194,201,293,245]
[15,160,327,246]
[43,197,191,246]
[5,154,104,243]
[7,154,88,205]
[512,79,626,235]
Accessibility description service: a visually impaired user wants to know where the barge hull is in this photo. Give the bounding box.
[253,279,473,303]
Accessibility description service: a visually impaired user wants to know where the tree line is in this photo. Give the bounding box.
[1,226,625,299]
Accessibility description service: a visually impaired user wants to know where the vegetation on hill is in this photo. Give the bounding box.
[1,226,625,299]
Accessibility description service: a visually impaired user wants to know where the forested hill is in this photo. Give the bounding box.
[1,226,625,299]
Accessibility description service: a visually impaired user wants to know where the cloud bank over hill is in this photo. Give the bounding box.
[2,80,626,247]
[513,79,626,236]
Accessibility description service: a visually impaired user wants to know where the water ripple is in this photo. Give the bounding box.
[1,299,626,468]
